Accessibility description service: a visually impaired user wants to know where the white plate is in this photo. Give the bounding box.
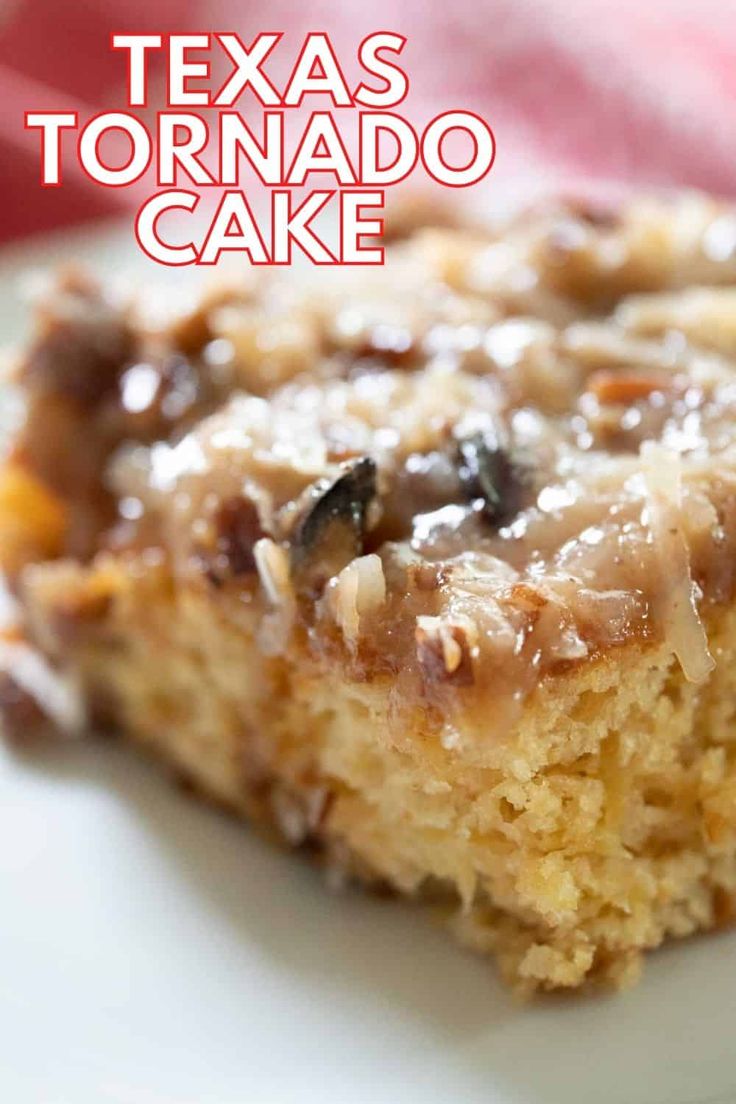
[1,224,735,1104]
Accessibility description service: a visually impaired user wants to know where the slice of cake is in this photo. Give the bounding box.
[4,193,736,993]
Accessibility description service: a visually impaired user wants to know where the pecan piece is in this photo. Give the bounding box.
[21,281,136,405]
[416,616,475,687]
[457,429,526,525]
[290,458,378,595]
[588,370,674,405]
[204,496,265,585]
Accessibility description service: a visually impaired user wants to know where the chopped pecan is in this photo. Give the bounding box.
[509,582,550,630]
[290,458,378,595]
[588,370,674,405]
[22,283,136,405]
[169,305,212,357]
[204,496,265,585]
[457,429,525,525]
[416,617,475,687]
[407,561,442,592]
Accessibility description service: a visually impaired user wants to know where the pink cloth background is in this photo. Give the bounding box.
[2,0,736,243]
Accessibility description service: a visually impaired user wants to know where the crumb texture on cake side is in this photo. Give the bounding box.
[4,192,736,992]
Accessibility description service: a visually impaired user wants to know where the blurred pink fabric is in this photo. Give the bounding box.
[2,0,736,243]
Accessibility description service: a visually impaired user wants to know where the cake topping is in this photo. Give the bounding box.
[9,193,736,705]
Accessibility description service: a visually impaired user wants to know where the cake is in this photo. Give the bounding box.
[3,193,736,993]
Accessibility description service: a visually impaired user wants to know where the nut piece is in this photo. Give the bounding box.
[416,616,475,687]
[588,370,674,405]
[290,457,378,595]
[21,279,136,405]
[204,495,265,585]
[457,429,524,525]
